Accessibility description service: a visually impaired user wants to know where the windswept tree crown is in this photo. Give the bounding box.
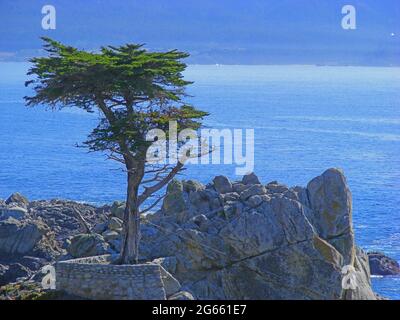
[25,37,208,154]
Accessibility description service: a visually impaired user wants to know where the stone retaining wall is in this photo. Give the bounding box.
[55,255,166,300]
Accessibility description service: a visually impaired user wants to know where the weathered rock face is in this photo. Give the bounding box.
[0,169,380,300]
[368,252,400,276]
[28,199,107,242]
[306,168,354,265]
[110,201,125,220]
[5,193,29,208]
[138,169,376,300]
[0,218,48,255]
[213,176,233,194]
[0,206,28,221]
[67,234,109,258]
[0,263,31,286]
[0,195,109,287]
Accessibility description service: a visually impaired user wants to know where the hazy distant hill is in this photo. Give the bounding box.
[0,0,399,65]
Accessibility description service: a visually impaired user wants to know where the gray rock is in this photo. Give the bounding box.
[307,168,354,264]
[0,206,28,221]
[283,189,299,201]
[189,191,212,215]
[191,214,209,232]
[110,201,125,220]
[158,265,181,297]
[67,233,109,258]
[108,217,123,231]
[242,173,261,185]
[108,239,122,252]
[168,291,195,300]
[103,230,120,241]
[245,195,263,208]
[260,194,272,202]
[92,222,107,234]
[266,182,289,194]
[368,252,400,276]
[0,263,31,286]
[232,183,247,194]
[5,193,29,208]
[138,169,377,300]
[239,184,267,201]
[292,186,309,205]
[213,176,233,194]
[167,179,184,193]
[152,256,178,274]
[19,256,46,271]
[222,202,243,220]
[0,264,6,275]
[183,180,204,193]
[28,199,103,246]
[162,180,188,222]
[221,192,239,202]
[1,169,375,300]
[0,218,47,255]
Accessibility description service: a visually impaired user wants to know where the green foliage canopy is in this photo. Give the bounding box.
[25,37,208,156]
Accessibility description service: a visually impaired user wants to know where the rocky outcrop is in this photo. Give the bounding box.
[137,169,376,300]
[0,218,48,255]
[28,199,108,243]
[368,252,400,276]
[0,169,380,300]
[0,196,107,287]
[5,193,29,208]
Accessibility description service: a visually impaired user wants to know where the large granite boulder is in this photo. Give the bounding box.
[108,217,123,231]
[67,233,110,258]
[162,180,189,223]
[110,201,125,220]
[213,176,233,194]
[306,168,354,265]
[137,168,376,300]
[242,172,261,185]
[0,217,48,255]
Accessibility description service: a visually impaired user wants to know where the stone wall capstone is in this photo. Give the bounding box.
[55,255,166,300]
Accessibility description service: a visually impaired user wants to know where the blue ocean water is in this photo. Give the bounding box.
[0,63,399,299]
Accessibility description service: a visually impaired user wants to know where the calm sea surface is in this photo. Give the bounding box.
[0,63,399,299]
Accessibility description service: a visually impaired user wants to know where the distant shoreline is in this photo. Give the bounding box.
[1,60,400,69]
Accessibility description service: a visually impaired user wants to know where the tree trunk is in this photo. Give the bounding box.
[118,171,141,264]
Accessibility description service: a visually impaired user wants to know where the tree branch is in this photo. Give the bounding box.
[96,98,117,123]
[145,164,171,174]
[138,162,184,205]
[106,154,126,164]
[139,192,167,214]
